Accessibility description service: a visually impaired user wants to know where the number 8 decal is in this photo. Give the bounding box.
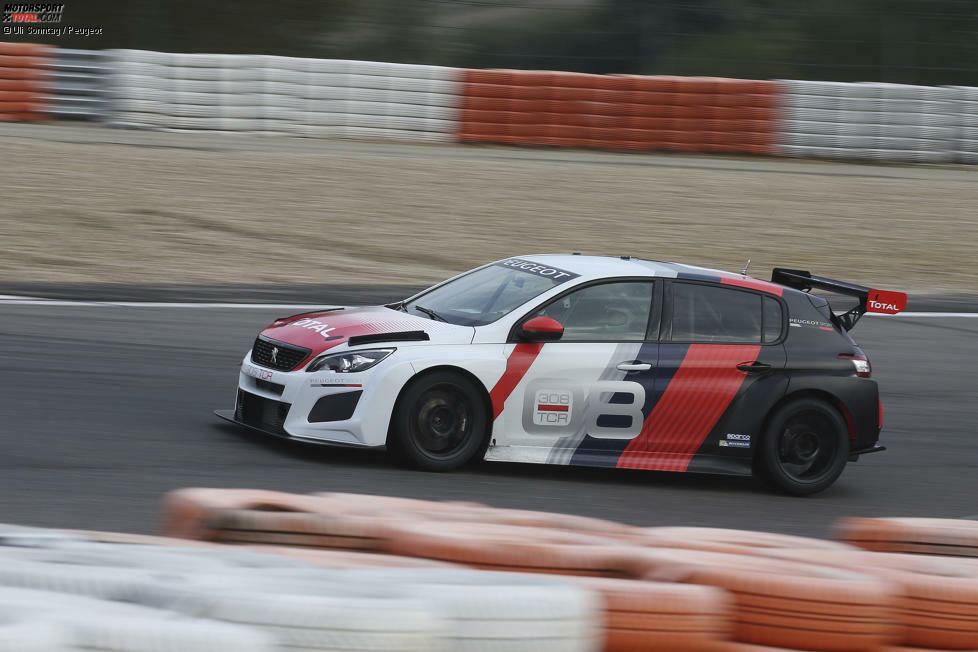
[585,380,645,439]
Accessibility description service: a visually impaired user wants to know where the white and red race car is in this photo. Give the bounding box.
[216,254,903,494]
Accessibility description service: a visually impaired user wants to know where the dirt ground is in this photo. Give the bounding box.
[2,123,976,294]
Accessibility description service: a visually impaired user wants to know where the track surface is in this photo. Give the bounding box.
[2,300,976,538]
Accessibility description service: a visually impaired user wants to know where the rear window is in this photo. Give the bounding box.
[762,296,783,343]
[671,283,782,344]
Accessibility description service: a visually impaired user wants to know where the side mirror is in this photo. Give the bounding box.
[517,316,564,342]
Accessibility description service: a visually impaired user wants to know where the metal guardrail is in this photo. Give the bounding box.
[44,48,109,120]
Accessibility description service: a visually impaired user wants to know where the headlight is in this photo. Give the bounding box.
[305,348,394,373]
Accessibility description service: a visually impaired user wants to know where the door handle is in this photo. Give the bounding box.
[617,361,653,372]
[737,361,772,373]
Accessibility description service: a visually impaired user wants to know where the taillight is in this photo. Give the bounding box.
[838,352,871,378]
[878,398,883,429]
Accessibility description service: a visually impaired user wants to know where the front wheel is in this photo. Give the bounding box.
[389,371,488,472]
[759,398,849,496]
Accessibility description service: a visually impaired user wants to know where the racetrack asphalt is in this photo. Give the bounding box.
[1,291,976,539]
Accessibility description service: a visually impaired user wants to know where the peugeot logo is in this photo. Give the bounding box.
[271,347,279,364]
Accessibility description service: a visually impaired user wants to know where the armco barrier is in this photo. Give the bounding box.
[45,48,109,120]
[0,42,51,121]
[458,70,778,155]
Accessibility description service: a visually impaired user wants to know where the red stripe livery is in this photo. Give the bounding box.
[489,343,543,420]
[618,344,761,472]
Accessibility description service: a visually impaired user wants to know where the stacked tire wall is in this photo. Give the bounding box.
[46,48,109,120]
[4,43,978,164]
[108,49,462,140]
[0,42,51,121]
[459,71,778,155]
[779,80,957,163]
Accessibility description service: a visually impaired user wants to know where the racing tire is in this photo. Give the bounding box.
[390,371,488,472]
[759,398,849,496]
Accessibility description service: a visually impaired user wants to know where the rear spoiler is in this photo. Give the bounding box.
[771,268,907,331]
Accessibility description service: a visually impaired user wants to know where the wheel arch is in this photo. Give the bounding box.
[754,388,854,463]
[385,364,495,451]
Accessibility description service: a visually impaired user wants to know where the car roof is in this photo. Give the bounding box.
[509,254,787,296]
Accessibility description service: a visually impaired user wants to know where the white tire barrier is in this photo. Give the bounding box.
[328,569,601,652]
[778,79,956,162]
[0,618,72,652]
[128,578,450,652]
[104,49,463,139]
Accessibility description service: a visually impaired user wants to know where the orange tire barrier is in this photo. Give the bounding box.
[381,521,637,577]
[0,43,51,121]
[703,644,821,652]
[203,508,404,550]
[562,576,732,652]
[160,488,340,539]
[631,548,900,651]
[405,504,639,536]
[763,548,978,650]
[836,517,978,557]
[637,527,857,555]
[243,546,462,570]
[458,69,778,155]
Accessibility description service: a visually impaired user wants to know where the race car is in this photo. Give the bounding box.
[215,255,906,495]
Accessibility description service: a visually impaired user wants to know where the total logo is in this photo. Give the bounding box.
[866,290,907,315]
[868,299,900,312]
[292,318,337,338]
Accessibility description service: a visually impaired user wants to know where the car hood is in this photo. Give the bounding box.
[259,306,474,357]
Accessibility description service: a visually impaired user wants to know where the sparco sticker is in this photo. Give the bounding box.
[495,259,579,283]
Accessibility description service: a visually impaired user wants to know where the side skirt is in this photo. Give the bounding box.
[485,444,753,476]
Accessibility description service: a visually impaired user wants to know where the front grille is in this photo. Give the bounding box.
[235,389,290,436]
[251,336,311,371]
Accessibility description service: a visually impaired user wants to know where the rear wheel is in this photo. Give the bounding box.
[760,398,849,495]
[389,371,488,472]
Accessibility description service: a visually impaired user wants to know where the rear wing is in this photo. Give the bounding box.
[771,268,907,331]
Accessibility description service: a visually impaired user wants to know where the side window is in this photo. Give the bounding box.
[762,296,784,343]
[671,283,764,343]
[533,281,654,341]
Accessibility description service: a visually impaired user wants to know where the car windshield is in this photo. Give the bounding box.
[403,259,579,326]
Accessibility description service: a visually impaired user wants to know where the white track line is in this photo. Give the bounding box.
[0,298,974,317]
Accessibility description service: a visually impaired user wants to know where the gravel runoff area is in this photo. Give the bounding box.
[2,122,977,294]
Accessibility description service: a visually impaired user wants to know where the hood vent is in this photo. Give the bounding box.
[347,330,429,347]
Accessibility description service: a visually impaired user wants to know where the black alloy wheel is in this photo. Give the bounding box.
[390,371,488,471]
[760,398,849,495]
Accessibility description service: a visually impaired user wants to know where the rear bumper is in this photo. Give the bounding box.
[848,443,886,462]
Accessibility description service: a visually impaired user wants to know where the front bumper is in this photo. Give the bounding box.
[215,352,413,447]
[214,401,383,449]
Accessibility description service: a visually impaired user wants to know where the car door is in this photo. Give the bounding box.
[617,280,788,474]
[492,279,660,465]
